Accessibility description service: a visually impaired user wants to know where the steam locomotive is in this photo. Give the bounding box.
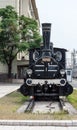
[19,23,73,100]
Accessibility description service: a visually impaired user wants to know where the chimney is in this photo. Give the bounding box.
[42,23,51,50]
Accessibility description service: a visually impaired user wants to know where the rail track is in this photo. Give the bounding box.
[59,99,67,111]
[17,98,77,114]
[32,99,68,113]
[25,99,35,112]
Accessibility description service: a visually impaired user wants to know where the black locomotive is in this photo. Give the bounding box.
[19,23,73,100]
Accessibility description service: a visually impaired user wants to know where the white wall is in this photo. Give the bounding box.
[0,63,8,73]
[20,0,30,17]
[0,0,16,8]
[12,59,17,74]
[0,59,17,74]
[0,0,20,14]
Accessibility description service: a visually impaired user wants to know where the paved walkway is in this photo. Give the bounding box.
[0,120,77,130]
[0,83,21,98]
[0,126,77,130]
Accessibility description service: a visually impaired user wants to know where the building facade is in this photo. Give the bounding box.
[0,0,39,80]
[0,0,39,19]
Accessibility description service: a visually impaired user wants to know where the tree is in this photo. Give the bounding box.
[0,6,41,79]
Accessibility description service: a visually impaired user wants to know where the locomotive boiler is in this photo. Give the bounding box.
[19,23,73,100]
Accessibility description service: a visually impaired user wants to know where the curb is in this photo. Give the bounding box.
[0,120,77,126]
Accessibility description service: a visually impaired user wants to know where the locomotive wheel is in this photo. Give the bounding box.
[65,83,73,96]
[19,83,29,96]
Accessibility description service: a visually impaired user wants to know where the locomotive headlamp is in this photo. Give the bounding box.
[60,69,65,75]
[60,78,66,86]
[26,69,32,75]
[26,78,32,86]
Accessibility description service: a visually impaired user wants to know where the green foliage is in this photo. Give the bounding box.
[0,6,18,19]
[0,5,41,78]
[19,15,41,49]
[67,89,77,109]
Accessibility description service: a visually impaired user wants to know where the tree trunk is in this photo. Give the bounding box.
[7,62,12,79]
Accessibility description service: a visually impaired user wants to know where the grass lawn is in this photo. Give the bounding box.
[67,89,77,109]
[0,90,77,120]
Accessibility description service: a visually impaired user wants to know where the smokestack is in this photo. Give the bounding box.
[42,23,51,50]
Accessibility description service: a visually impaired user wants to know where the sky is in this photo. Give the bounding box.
[35,0,77,55]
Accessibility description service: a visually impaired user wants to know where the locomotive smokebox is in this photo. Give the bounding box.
[42,23,51,49]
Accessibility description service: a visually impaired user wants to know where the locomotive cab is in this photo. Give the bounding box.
[19,23,73,100]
